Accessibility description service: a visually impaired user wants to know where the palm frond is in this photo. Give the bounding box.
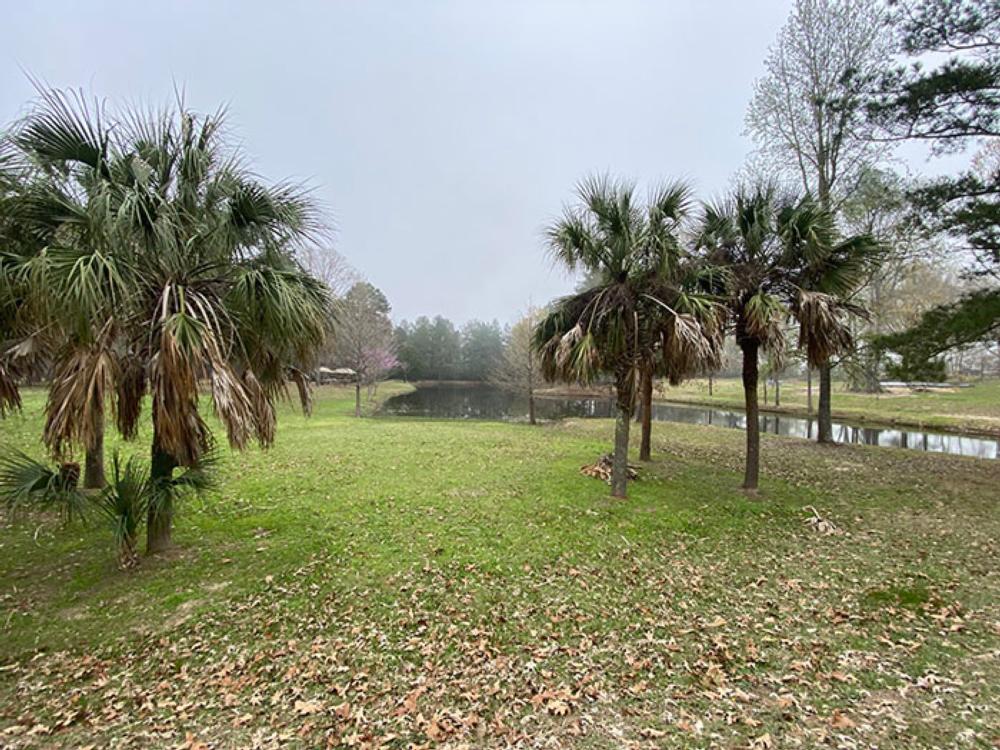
[795,290,855,367]
[43,342,117,458]
[0,362,21,415]
[16,87,109,172]
[149,321,211,467]
[147,450,218,528]
[0,449,87,522]
[114,357,146,440]
[660,312,722,384]
[208,357,256,451]
[93,452,149,567]
[288,367,313,417]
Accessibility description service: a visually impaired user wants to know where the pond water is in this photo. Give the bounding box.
[380,383,1000,460]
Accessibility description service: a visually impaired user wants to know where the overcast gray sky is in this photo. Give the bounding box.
[5,0,799,324]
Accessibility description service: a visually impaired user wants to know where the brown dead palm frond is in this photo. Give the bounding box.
[660,313,722,385]
[0,362,20,416]
[43,343,117,459]
[288,368,313,417]
[114,356,146,440]
[555,323,585,372]
[241,369,276,448]
[5,333,50,380]
[796,290,855,367]
[149,329,210,467]
[208,357,256,452]
[740,291,788,368]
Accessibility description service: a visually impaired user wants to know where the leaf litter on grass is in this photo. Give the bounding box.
[1,389,999,748]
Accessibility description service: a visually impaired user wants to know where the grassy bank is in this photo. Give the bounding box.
[656,377,1000,436]
[1,384,998,748]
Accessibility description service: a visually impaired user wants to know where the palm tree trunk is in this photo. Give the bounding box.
[806,368,813,414]
[611,406,631,498]
[146,443,177,554]
[355,382,362,417]
[83,417,106,490]
[817,363,833,443]
[775,376,780,407]
[741,341,760,491]
[708,374,713,396]
[528,390,536,426]
[639,366,653,461]
[610,371,635,499]
[119,532,139,569]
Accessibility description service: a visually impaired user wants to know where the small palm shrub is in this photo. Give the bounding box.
[0,450,88,522]
[0,449,215,569]
[92,454,150,568]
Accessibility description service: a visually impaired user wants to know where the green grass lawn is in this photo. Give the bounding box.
[658,376,1000,435]
[1,384,998,748]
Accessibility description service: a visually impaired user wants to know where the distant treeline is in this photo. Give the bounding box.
[393,316,506,381]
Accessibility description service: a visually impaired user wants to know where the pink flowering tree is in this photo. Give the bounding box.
[333,282,396,416]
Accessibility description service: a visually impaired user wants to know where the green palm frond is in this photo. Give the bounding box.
[817,234,883,297]
[16,87,109,173]
[545,209,603,272]
[0,449,88,522]
[227,256,331,363]
[697,180,875,366]
[536,174,719,398]
[12,85,330,479]
[46,244,129,323]
[93,452,150,566]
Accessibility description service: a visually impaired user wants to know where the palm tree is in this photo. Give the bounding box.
[534,175,722,498]
[12,88,332,552]
[0,143,26,416]
[697,183,875,491]
[633,258,716,462]
[0,137,54,419]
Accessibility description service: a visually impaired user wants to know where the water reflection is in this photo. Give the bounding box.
[380,384,999,460]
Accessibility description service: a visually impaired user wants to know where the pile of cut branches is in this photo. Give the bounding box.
[580,454,638,484]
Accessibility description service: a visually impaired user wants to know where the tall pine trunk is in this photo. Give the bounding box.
[817,363,833,443]
[741,340,760,491]
[355,382,362,417]
[610,370,635,499]
[146,443,177,554]
[639,366,653,461]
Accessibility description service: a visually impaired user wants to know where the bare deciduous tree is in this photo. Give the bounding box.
[299,245,358,300]
[745,0,892,443]
[491,308,543,425]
